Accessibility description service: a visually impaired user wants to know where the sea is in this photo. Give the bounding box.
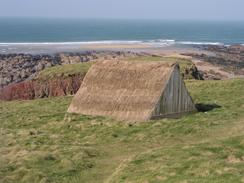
[0,18,244,54]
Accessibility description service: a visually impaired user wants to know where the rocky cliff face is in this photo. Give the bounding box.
[0,74,83,101]
[0,54,59,88]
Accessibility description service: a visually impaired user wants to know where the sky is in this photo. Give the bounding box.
[0,0,244,21]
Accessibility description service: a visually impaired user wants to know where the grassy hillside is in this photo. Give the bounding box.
[1,79,244,183]
[35,62,92,81]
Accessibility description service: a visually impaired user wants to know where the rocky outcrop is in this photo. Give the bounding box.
[0,74,84,101]
[184,45,244,79]
[0,54,60,88]
[181,64,203,80]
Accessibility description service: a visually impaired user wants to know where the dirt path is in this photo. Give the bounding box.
[104,155,135,183]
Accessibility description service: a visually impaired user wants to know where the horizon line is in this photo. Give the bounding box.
[0,16,244,22]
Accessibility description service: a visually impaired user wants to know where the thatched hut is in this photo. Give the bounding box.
[67,60,196,121]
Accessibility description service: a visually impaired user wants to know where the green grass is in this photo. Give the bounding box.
[0,79,244,183]
[36,62,92,81]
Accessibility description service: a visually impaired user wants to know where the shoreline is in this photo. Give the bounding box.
[0,42,208,55]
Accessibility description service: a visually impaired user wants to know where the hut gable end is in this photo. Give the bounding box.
[151,65,196,119]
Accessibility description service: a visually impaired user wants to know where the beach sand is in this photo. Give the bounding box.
[0,42,203,55]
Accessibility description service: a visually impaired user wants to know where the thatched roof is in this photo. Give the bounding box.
[68,60,178,121]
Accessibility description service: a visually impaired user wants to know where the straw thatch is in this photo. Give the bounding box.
[67,60,196,121]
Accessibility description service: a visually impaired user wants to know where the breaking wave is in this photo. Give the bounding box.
[0,39,226,47]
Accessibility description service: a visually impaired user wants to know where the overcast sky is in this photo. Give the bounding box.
[0,0,244,20]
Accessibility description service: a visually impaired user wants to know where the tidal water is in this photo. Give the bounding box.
[0,18,243,45]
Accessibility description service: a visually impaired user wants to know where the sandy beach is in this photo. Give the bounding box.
[0,42,204,55]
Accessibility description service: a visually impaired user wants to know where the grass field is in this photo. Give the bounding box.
[1,79,244,183]
[35,62,92,81]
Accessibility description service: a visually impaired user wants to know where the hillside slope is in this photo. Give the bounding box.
[0,79,244,183]
[0,63,91,101]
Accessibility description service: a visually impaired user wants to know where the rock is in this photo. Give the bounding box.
[0,74,84,101]
[20,70,27,79]
[183,44,244,79]
[35,62,44,71]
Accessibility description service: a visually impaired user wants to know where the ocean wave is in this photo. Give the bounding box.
[178,41,224,45]
[0,40,226,46]
[143,39,175,46]
[0,41,124,46]
[0,40,175,46]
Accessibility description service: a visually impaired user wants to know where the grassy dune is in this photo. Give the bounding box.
[1,79,244,182]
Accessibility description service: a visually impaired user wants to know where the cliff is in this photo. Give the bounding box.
[0,62,90,101]
[0,75,83,101]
